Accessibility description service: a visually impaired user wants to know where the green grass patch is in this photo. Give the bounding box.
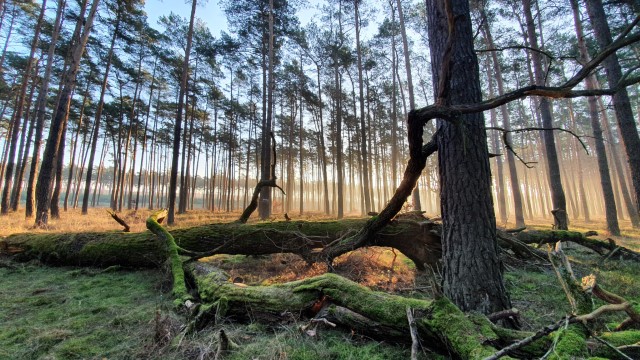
[0,263,169,360]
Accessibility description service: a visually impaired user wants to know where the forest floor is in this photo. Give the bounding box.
[1,209,639,359]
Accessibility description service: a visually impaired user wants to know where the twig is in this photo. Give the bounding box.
[475,44,554,61]
[591,334,634,360]
[483,317,567,360]
[106,210,130,232]
[488,308,520,323]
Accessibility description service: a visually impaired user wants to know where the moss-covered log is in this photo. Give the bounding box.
[515,230,640,262]
[4,220,637,270]
[0,218,442,269]
[188,262,504,359]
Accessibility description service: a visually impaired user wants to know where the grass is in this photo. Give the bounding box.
[0,262,171,359]
[1,209,639,358]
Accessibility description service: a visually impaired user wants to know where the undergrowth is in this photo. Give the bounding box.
[1,212,639,359]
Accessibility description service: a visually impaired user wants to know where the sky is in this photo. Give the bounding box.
[144,0,229,35]
[143,0,322,38]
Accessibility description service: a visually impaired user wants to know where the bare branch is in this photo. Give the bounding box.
[487,126,590,158]
[413,28,640,125]
[475,45,554,61]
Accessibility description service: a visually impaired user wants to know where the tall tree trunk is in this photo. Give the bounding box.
[396,0,421,211]
[1,0,46,214]
[354,0,371,214]
[316,65,331,215]
[259,0,275,219]
[599,96,640,227]
[427,0,512,316]
[25,0,66,218]
[34,0,98,225]
[585,0,640,218]
[50,118,69,219]
[81,9,121,215]
[10,61,40,211]
[168,0,197,224]
[570,0,619,234]
[522,0,568,229]
[64,85,90,211]
[484,58,507,225]
[480,9,525,228]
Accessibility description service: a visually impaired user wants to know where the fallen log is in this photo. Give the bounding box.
[4,218,638,270]
[0,218,442,270]
[188,261,503,359]
[514,230,640,262]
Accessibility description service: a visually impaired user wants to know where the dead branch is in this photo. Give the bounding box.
[488,308,520,323]
[106,210,130,232]
[237,131,285,224]
[475,44,554,60]
[407,307,420,360]
[413,23,640,125]
[483,317,567,360]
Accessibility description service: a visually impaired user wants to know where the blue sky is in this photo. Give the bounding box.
[144,0,229,34]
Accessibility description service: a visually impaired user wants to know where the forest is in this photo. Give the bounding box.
[1,0,640,358]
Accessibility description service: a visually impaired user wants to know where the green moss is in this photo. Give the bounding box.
[600,330,640,346]
[547,329,588,360]
[421,298,497,359]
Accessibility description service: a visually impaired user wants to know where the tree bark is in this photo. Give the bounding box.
[426,0,512,316]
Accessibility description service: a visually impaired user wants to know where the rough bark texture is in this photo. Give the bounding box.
[426,0,512,315]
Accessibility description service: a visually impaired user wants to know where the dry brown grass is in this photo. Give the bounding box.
[205,247,418,292]
[0,208,341,237]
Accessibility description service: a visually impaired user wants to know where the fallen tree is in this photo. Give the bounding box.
[2,215,638,270]
[0,216,442,270]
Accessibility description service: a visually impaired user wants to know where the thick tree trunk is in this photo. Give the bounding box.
[426,0,512,316]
